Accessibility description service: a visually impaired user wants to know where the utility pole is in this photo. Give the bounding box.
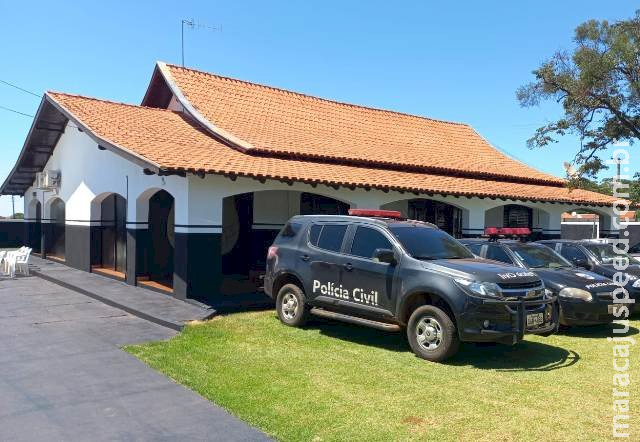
[180,18,220,67]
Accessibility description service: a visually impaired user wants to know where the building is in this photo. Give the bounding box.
[0,62,623,304]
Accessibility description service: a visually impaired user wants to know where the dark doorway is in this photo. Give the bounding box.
[147,190,175,289]
[48,199,65,260]
[222,193,254,276]
[29,200,42,252]
[408,199,463,237]
[300,193,349,215]
[504,205,533,229]
[93,194,127,277]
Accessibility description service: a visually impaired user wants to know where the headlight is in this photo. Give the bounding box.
[559,287,593,302]
[633,279,640,288]
[455,279,502,299]
[544,288,554,297]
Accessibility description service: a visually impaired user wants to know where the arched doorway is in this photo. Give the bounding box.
[407,199,463,237]
[143,190,175,291]
[47,198,65,261]
[91,193,127,278]
[503,204,533,228]
[221,190,350,295]
[27,199,42,252]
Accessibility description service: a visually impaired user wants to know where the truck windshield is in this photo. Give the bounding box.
[509,244,571,269]
[389,225,473,260]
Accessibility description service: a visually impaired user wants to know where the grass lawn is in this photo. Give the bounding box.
[126,310,639,441]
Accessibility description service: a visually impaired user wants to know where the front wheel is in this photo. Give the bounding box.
[276,284,309,327]
[407,305,459,362]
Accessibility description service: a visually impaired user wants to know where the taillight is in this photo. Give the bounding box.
[267,246,278,260]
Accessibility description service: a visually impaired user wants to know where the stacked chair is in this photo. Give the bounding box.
[1,247,32,278]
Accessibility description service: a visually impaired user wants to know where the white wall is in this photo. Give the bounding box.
[23,122,187,226]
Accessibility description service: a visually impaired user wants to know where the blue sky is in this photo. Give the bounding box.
[0,1,637,216]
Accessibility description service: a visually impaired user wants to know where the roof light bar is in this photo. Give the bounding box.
[348,209,402,219]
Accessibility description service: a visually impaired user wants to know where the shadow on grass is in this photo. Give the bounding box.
[304,316,579,372]
[559,323,638,339]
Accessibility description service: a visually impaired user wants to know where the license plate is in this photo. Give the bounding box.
[527,313,544,328]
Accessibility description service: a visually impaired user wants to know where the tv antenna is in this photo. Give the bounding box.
[181,18,221,67]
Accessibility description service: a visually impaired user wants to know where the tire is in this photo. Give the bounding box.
[407,305,459,362]
[276,283,309,327]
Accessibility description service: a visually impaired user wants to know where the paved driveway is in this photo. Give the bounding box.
[0,275,269,441]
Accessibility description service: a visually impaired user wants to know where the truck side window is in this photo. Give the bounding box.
[309,224,322,246]
[350,226,393,259]
[485,245,512,264]
[316,224,348,252]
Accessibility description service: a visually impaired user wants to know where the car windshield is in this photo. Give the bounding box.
[509,243,572,269]
[389,225,473,260]
[583,243,638,264]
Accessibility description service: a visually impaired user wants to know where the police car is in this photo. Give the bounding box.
[460,239,624,326]
[264,210,558,362]
[536,240,640,304]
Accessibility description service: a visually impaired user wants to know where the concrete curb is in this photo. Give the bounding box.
[33,269,216,331]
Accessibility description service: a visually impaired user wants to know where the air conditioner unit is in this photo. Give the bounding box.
[35,170,61,191]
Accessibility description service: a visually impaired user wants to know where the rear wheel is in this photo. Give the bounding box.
[276,283,309,327]
[407,305,459,362]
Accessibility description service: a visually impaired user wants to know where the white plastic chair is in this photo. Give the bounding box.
[0,251,6,275]
[14,248,32,276]
[4,253,16,278]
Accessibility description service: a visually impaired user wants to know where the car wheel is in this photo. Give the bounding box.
[276,283,309,327]
[407,305,459,362]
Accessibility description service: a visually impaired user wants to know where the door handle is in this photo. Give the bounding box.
[300,255,310,262]
[344,263,353,271]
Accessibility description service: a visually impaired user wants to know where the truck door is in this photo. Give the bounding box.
[340,225,398,315]
[304,223,350,303]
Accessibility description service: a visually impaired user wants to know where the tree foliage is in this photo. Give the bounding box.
[517,11,640,178]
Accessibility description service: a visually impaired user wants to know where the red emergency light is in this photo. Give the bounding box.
[348,209,402,219]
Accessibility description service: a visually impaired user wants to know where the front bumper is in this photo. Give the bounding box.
[560,296,636,326]
[458,295,559,345]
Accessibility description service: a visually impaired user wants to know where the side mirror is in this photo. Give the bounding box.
[572,258,590,269]
[373,248,397,265]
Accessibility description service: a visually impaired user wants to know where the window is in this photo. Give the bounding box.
[630,242,640,254]
[464,243,483,256]
[279,222,301,238]
[389,225,473,260]
[510,244,571,269]
[309,224,322,246]
[485,245,512,264]
[314,224,348,252]
[350,227,393,259]
[560,245,588,264]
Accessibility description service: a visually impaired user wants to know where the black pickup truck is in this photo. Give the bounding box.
[264,210,558,362]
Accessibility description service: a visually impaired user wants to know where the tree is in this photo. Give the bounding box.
[517,11,640,178]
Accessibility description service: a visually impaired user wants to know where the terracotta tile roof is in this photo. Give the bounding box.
[47,92,618,206]
[157,63,564,186]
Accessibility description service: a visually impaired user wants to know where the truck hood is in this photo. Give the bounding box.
[533,268,616,293]
[425,258,540,284]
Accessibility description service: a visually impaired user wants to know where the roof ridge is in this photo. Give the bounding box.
[46,91,178,113]
[162,62,470,127]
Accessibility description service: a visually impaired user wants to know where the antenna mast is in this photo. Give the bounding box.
[181,18,220,67]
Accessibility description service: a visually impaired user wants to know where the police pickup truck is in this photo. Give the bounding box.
[264,210,558,362]
[460,239,623,326]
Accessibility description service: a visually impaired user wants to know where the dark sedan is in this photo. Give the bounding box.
[460,239,627,326]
